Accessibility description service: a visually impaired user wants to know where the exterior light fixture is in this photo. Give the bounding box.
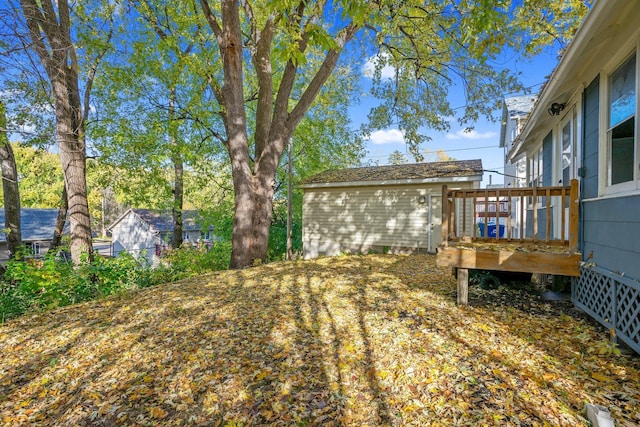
[418,195,427,204]
[547,102,566,116]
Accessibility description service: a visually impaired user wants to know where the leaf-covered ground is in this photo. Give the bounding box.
[1,254,639,426]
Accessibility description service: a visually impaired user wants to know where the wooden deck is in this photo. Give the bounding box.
[436,180,581,305]
[438,244,581,276]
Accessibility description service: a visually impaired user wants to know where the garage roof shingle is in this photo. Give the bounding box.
[303,159,483,185]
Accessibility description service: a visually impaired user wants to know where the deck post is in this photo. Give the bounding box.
[441,185,449,246]
[569,179,579,252]
[457,268,469,305]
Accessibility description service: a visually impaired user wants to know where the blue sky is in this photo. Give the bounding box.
[352,48,560,187]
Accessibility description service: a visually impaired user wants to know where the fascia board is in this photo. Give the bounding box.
[299,175,483,189]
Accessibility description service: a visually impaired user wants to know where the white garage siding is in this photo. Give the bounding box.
[303,182,477,258]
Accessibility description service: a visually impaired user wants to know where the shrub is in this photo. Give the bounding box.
[1,250,155,321]
[0,241,233,322]
[1,250,74,319]
[159,240,232,281]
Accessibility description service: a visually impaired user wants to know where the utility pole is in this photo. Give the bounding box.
[286,138,293,260]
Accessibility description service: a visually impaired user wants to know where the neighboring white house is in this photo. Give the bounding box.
[301,160,483,258]
[505,0,640,353]
[0,208,62,263]
[498,95,537,238]
[108,209,214,266]
[500,95,537,188]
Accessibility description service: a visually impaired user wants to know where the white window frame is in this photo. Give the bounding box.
[553,100,581,239]
[599,42,640,197]
[527,145,543,207]
[528,145,543,188]
[556,104,579,187]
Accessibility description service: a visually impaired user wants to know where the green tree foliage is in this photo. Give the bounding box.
[360,0,590,160]
[0,0,590,269]
[90,0,228,246]
[388,150,409,165]
[9,145,63,207]
[190,0,589,268]
[0,0,122,264]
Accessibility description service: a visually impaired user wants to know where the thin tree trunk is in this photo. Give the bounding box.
[50,184,68,251]
[169,88,183,248]
[172,159,184,248]
[286,138,292,260]
[0,102,21,259]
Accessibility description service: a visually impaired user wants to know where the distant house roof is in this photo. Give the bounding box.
[500,95,538,148]
[301,160,483,188]
[504,95,538,118]
[0,208,62,242]
[108,208,212,233]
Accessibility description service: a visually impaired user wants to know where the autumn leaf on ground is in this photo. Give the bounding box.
[1,254,639,426]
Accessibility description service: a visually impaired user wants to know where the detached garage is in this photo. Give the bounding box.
[301,160,483,259]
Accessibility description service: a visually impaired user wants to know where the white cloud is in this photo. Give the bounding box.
[366,129,405,145]
[362,53,396,80]
[445,129,497,140]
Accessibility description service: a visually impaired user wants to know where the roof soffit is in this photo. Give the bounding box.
[509,0,633,161]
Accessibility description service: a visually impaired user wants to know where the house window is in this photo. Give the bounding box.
[608,53,636,186]
[31,242,41,256]
[528,146,543,206]
[183,231,190,241]
[200,231,211,240]
[528,147,543,188]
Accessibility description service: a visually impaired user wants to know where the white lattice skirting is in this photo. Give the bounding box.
[573,266,640,354]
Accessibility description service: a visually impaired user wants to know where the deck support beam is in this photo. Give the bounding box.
[457,268,469,305]
[437,247,581,277]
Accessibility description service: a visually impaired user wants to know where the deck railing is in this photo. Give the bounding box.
[441,179,579,252]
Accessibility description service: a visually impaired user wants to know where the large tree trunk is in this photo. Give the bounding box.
[52,73,93,263]
[229,171,275,268]
[20,0,93,265]
[201,0,356,268]
[0,102,21,259]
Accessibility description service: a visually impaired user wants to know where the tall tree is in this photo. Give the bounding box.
[15,0,114,264]
[388,150,409,165]
[92,0,223,248]
[197,0,589,268]
[0,101,21,258]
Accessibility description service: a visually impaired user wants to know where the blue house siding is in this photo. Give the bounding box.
[577,191,640,353]
[581,195,640,280]
[582,77,599,199]
[573,76,640,353]
[577,72,640,279]
[504,2,640,354]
